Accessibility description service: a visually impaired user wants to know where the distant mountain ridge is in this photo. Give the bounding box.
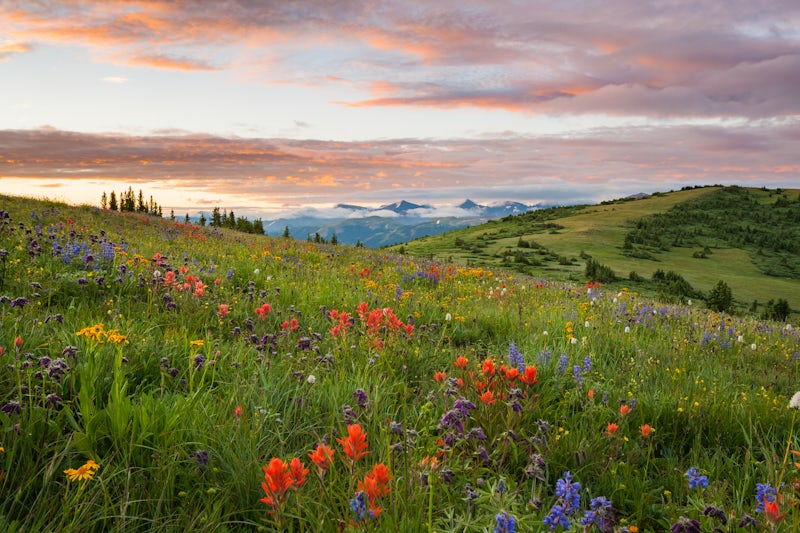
[262,199,548,247]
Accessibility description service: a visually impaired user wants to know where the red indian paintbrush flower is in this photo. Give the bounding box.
[308,443,335,473]
[338,424,370,463]
[260,458,294,509]
[289,457,308,489]
[764,498,784,524]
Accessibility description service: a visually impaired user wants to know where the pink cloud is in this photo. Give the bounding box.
[1,126,797,209]
[2,1,798,119]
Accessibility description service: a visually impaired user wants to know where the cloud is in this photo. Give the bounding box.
[3,1,798,119]
[128,53,217,71]
[0,41,31,60]
[1,124,798,213]
[101,76,128,83]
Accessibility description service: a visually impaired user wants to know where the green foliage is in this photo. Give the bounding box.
[706,280,734,312]
[623,186,800,278]
[762,298,791,322]
[652,269,702,304]
[585,258,617,282]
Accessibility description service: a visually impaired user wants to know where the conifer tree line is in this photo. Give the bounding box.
[202,207,264,235]
[101,187,162,217]
[100,191,264,235]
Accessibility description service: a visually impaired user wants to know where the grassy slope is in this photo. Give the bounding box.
[394,186,800,314]
[1,193,799,531]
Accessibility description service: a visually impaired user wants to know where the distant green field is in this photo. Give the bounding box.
[393,186,800,316]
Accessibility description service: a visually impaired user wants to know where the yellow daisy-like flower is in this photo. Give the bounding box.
[190,339,204,348]
[105,329,128,344]
[64,459,101,482]
[76,324,108,343]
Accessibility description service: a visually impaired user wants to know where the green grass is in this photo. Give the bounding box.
[393,186,800,317]
[0,193,799,532]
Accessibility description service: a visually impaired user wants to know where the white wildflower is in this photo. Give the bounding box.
[253,268,260,274]
[624,326,631,334]
[445,313,452,322]
[750,343,757,351]
[307,374,316,385]
[789,391,800,409]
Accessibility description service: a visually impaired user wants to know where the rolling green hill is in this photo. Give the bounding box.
[392,186,800,316]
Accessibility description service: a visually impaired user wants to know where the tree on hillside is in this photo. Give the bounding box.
[109,191,118,211]
[585,258,616,283]
[763,298,790,322]
[252,218,264,235]
[706,280,733,313]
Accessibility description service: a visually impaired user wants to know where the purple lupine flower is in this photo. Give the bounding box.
[557,355,569,374]
[755,482,777,513]
[494,511,517,533]
[509,343,525,372]
[573,365,583,385]
[685,467,708,490]
[581,496,615,531]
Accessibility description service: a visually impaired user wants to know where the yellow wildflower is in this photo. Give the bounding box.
[64,459,100,482]
[190,339,204,348]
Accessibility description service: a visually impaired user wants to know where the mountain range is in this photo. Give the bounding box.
[262,199,546,247]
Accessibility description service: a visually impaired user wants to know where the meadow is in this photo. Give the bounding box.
[0,193,799,532]
[394,186,800,317]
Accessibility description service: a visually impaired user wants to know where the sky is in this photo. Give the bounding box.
[1,1,799,218]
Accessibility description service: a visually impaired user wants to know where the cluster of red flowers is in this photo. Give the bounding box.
[281,318,299,331]
[260,457,308,512]
[255,303,271,319]
[328,302,413,344]
[601,401,654,438]
[328,309,353,338]
[438,355,539,405]
[260,424,392,522]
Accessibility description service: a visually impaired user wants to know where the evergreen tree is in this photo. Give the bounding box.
[199,213,207,226]
[283,226,291,238]
[252,218,264,235]
[184,213,190,224]
[170,209,175,221]
[212,207,222,227]
[330,233,338,245]
[137,189,146,213]
[706,280,733,313]
[109,191,118,211]
[101,192,108,209]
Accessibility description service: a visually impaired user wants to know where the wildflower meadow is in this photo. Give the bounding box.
[0,194,799,532]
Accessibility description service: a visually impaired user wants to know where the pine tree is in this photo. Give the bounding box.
[109,191,118,211]
[706,280,733,313]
